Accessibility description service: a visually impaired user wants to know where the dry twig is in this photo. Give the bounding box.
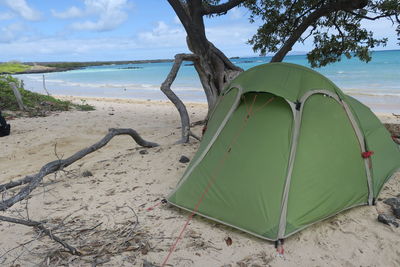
[0,215,80,255]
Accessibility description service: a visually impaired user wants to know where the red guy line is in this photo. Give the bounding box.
[161,94,266,266]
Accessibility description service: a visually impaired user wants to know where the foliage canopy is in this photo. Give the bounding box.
[244,0,400,67]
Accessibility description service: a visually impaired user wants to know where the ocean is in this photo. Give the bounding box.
[16,50,400,113]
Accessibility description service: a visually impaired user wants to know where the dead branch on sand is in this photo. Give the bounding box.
[0,215,81,255]
[0,128,158,263]
[0,128,158,210]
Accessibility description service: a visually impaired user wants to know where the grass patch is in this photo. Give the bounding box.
[0,62,31,74]
[0,75,94,117]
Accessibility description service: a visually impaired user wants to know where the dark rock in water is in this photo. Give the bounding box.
[118,66,143,70]
[184,63,194,66]
[82,170,93,177]
[139,149,148,155]
[179,155,190,163]
[377,214,399,227]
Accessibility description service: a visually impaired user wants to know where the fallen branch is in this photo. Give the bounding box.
[0,175,35,193]
[0,128,158,211]
[190,119,207,127]
[0,215,80,255]
[189,131,201,141]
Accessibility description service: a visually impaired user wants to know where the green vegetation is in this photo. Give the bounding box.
[0,75,94,117]
[0,62,31,74]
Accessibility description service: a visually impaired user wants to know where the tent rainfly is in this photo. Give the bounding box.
[168,62,400,241]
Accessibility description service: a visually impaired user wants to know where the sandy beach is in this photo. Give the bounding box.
[0,96,399,266]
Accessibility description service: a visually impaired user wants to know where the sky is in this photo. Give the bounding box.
[0,0,398,62]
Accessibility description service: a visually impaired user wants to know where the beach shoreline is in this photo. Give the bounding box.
[14,50,400,115]
[0,97,399,266]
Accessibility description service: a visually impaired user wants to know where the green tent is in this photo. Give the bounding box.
[168,62,400,241]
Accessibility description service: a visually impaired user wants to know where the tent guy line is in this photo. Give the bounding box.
[161,95,276,266]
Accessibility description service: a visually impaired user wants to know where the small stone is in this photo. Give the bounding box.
[225,236,233,246]
[377,214,399,227]
[139,149,148,155]
[143,260,158,267]
[383,197,400,207]
[383,198,400,218]
[179,155,190,163]
[82,170,93,177]
[393,206,400,219]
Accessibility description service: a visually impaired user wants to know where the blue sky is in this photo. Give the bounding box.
[0,0,398,62]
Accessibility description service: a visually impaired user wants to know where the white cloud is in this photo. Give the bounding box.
[51,6,84,19]
[137,21,186,47]
[206,24,256,46]
[0,12,14,20]
[4,0,41,21]
[229,7,242,20]
[0,23,25,43]
[135,21,258,58]
[53,0,131,32]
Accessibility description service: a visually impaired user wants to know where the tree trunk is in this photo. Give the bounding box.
[162,0,244,143]
[160,45,242,143]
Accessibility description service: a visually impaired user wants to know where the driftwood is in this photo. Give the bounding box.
[0,128,157,262]
[0,128,158,212]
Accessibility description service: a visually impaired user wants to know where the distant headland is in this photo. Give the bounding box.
[0,59,174,75]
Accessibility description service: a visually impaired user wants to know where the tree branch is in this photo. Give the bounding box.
[271,7,331,62]
[0,128,158,211]
[161,53,199,143]
[347,10,397,21]
[271,0,368,62]
[0,215,80,255]
[202,0,246,15]
[0,175,35,193]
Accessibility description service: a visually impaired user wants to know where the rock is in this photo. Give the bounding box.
[139,149,148,155]
[225,236,233,246]
[393,207,400,219]
[143,260,159,267]
[377,214,399,227]
[383,198,400,218]
[179,155,190,163]
[82,170,93,177]
[383,197,400,207]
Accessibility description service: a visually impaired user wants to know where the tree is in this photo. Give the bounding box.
[162,0,400,143]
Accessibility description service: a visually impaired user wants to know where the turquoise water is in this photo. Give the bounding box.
[17,50,400,112]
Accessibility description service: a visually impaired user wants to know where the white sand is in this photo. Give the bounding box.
[0,96,399,266]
